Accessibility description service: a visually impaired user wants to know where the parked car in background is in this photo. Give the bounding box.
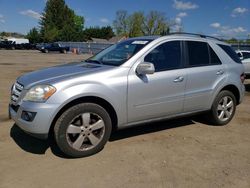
[19,43,37,50]
[39,43,70,53]
[236,50,250,78]
[0,38,36,50]
[236,50,250,60]
[10,33,245,158]
[242,58,250,78]
[0,40,13,49]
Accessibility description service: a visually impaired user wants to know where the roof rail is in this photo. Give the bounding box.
[166,32,223,41]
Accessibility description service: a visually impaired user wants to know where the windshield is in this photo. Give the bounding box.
[86,38,152,66]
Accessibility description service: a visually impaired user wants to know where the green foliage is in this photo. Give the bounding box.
[26,27,42,43]
[113,10,169,37]
[74,15,85,33]
[0,32,25,38]
[224,38,250,44]
[44,26,59,42]
[128,12,144,37]
[113,10,129,36]
[83,26,115,40]
[40,0,84,42]
[144,11,169,35]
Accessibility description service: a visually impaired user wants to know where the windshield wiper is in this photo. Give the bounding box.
[85,59,103,64]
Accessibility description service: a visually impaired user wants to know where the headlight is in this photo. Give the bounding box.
[23,85,56,102]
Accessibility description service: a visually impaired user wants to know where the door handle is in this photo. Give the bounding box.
[216,70,224,75]
[173,76,184,83]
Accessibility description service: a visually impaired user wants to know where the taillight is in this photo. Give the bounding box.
[240,73,245,83]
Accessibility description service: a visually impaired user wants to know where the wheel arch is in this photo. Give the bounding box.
[49,96,118,137]
[219,84,240,105]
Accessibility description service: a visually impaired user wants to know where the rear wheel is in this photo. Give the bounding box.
[208,90,236,125]
[54,103,112,158]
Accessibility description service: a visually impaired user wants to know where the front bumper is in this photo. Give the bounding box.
[9,101,60,140]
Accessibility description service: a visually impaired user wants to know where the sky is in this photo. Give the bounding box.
[0,0,249,38]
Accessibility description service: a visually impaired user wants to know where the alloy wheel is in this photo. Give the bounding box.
[66,112,105,151]
[217,96,234,122]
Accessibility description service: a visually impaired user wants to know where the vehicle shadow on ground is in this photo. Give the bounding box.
[10,124,50,155]
[10,124,65,158]
[10,116,208,158]
[109,117,196,141]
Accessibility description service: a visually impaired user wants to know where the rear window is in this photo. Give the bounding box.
[218,44,241,64]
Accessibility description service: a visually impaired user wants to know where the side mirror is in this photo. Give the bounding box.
[136,62,155,75]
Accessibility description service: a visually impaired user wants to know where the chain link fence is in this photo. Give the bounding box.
[57,42,114,54]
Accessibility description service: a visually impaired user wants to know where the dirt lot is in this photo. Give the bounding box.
[0,50,250,188]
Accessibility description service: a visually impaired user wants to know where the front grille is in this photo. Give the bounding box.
[11,82,24,103]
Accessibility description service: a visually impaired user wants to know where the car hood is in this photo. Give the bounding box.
[17,62,113,89]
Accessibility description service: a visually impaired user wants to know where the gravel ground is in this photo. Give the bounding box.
[0,50,250,188]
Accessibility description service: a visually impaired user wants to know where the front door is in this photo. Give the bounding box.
[127,40,186,123]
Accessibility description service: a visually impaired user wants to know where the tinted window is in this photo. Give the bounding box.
[218,44,241,64]
[144,41,181,72]
[209,46,222,65]
[187,41,209,66]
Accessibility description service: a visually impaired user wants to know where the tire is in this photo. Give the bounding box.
[62,49,67,54]
[54,103,112,158]
[207,90,236,125]
[44,49,49,53]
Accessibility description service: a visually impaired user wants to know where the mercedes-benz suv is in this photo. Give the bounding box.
[9,33,245,157]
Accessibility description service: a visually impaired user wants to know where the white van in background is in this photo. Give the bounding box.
[6,38,29,44]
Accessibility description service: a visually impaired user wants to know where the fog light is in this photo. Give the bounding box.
[21,111,37,122]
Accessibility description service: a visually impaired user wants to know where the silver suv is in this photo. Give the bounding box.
[9,34,245,157]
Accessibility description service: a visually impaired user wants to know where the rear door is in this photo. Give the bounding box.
[183,40,226,112]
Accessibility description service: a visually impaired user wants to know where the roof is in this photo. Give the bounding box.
[130,36,161,40]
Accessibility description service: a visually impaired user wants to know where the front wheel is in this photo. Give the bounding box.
[208,90,236,125]
[54,103,112,158]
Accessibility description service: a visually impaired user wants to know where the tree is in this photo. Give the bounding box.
[82,26,114,40]
[0,32,11,37]
[128,12,144,37]
[40,0,84,42]
[227,38,238,43]
[113,10,129,36]
[143,11,169,35]
[113,10,170,37]
[101,26,115,39]
[0,32,24,38]
[26,27,42,43]
[74,15,85,33]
